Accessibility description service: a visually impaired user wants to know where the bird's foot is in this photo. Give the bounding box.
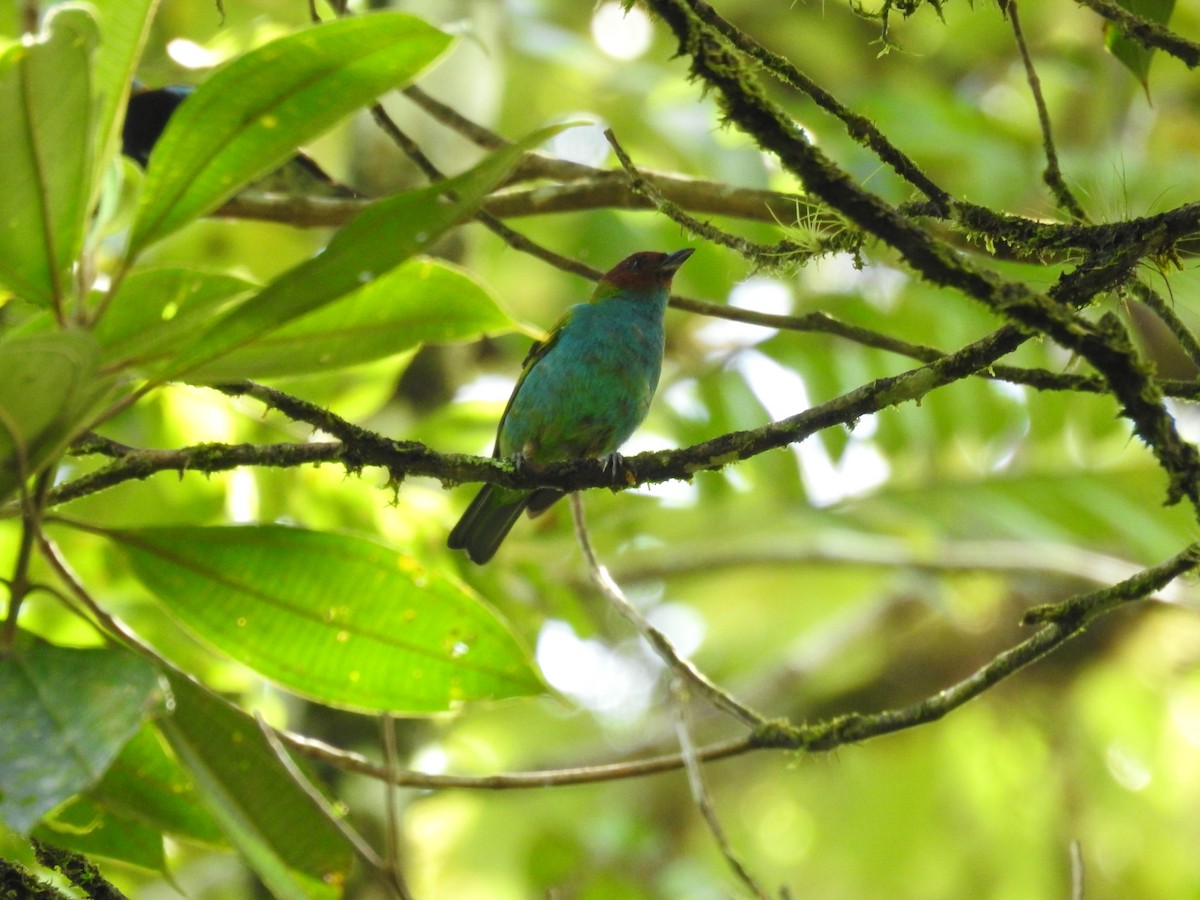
[600,452,636,490]
[512,452,531,478]
[511,452,550,484]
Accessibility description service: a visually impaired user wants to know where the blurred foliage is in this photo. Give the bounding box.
[2,0,1200,898]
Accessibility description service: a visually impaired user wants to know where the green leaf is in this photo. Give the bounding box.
[128,12,452,253]
[89,0,160,186]
[159,126,561,383]
[111,525,544,712]
[158,673,353,900]
[0,634,162,836]
[85,723,223,846]
[32,721,223,872]
[188,257,515,382]
[35,800,166,873]
[92,267,258,371]
[0,6,96,306]
[0,330,114,503]
[1105,0,1176,95]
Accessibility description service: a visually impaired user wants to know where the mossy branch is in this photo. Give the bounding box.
[647,0,1200,516]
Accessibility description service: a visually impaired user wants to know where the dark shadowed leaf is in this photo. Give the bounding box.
[159,673,353,900]
[0,634,162,835]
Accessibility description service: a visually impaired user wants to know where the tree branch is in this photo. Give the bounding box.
[1074,0,1200,68]
[11,322,1026,514]
[570,493,764,728]
[283,543,1200,790]
[25,309,1200,518]
[647,0,1200,515]
[751,541,1200,753]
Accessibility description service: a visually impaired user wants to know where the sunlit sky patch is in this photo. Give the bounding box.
[225,468,259,524]
[166,38,222,69]
[734,350,889,505]
[591,2,653,61]
[694,276,792,350]
[544,116,611,167]
[537,621,655,722]
[800,254,907,309]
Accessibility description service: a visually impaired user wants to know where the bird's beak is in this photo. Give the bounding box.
[658,248,695,272]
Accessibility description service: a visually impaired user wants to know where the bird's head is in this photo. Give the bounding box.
[596,248,694,295]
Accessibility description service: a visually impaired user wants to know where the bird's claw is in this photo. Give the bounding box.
[600,452,636,489]
[512,452,531,478]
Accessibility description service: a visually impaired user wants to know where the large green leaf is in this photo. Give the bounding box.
[82,722,223,845]
[188,257,515,382]
[0,634,162,836]
[128,12,452,253]
[92,267,258,371]
[0,6,95,307]
[88,0,160,188]
[111,525,544,712]
[0,330,115,503]
[159,673,353,900]
[156,127,559,384]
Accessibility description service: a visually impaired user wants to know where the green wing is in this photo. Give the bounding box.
[490,306,573,457]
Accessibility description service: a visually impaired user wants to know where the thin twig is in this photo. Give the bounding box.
[672,681,774,900]
[1008,0,1087,220]
[36,532,177,673]
[367,103,598,280]
[282,729,754,790]
[604,127,839,267]
[254,712,406,898]
[569,493,765,727]
[684,0,951,211]
[1070,840,1085,900]
[379,714,410,899]
[280,545,1200,793]
[2,470,53,652]
[216,381,378,444]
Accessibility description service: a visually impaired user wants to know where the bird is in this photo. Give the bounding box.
[448,248,694,564]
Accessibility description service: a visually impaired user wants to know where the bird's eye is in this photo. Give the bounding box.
[628,257,643,269]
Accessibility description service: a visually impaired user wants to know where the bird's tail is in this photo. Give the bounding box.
[447,485,531,565]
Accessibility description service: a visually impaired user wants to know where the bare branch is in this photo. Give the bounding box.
[1008,1,1088,220]
[282,546,1200,790]
[570,494,764,728]
[672,682,774,900]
